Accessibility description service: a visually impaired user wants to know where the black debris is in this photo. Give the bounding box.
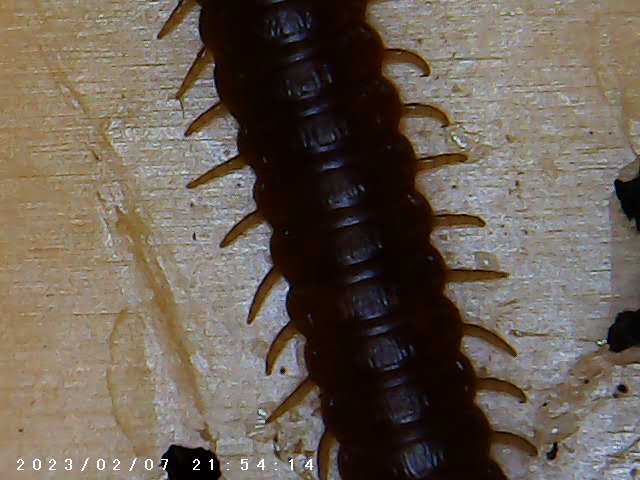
[545,442,559,461]
[615,175,640,231]
[608,310,640,353]
[161,445,221,479]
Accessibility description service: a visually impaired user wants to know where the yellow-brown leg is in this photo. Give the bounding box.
[175,46,214,101]
[157,0,197,39]
[248,267,283,325]
[384,48,431,77]
[477,377,527,403]
[462,323,517,357]
[266,323,299,375]
[266,378,316,423]
[403,103,451,126]
[417,153,469,172]
[433,214,486,229]
[317,429,337,480]
[185,101,225,137]
[492,431,538,457]
[186,154,246,189]
[219,211,264,248]
[447,269,509,283]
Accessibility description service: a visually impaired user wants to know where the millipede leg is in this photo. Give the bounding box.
[219,211,264,248]
[492,431,538,457]
[175,46,214,101]
[417,153,469,172]
[266,322,299,375]
[187,154,246,189]
[477,377,527,403]
[185,101,225,137]
[248,267,283,325]
[447,269,509,283]
[384,48,431,77]
[433,214,486,229]
[317,429,337,480]
[403,103,451,127]
[266,377,315,424]
[462,323,517,357]
[157,0,197,39]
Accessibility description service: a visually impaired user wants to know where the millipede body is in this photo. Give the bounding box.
[159,0,534,479]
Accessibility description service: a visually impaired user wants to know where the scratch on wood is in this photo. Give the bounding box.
[114,205,216,445]
[106,309,157,457]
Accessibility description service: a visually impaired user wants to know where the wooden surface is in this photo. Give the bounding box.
[2,0,640,479]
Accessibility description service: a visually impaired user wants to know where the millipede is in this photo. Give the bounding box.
[156,1,538,478]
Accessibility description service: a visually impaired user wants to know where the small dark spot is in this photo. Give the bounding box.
[583,378,590,384]
[192,232,197,241]
[542,402,548,407]
[279,367,287,375]
[451,185,458,189]
[617,384,629,394]
[523,229,529,235]
[588,130,594,135]
[236,182,242,187]
[161,445,221,479]
[515,180,520,188]
[18,428,23,433]
[545,442,559,461]
[190,201,195,208]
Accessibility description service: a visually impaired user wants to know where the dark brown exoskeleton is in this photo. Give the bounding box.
[158,1,537,478]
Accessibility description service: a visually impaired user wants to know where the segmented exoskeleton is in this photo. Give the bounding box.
[157,1,537,478]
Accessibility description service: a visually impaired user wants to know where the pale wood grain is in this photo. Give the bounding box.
[1,1,640,479]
